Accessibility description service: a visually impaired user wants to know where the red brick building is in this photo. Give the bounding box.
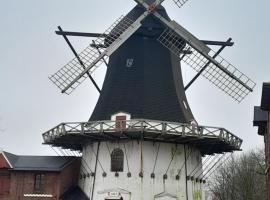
[0,151,86,200]
[254,82,270,200]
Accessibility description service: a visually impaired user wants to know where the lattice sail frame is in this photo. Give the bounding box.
[157,28,256,102]
[49,16,134,94]
[172,0,189,8]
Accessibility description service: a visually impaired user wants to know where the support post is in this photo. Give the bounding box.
[57,26,101,93]
[55,31,107,38]
[91,142,100,200]
[184,145,189,200]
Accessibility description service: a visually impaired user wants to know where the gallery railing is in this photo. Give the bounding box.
[42,119,242,149]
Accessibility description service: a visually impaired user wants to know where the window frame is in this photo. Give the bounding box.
[111,148,124,172]
[115,115,127,129]
[34,173,45,193]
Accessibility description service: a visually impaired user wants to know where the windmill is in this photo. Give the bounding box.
[43,0,255,200]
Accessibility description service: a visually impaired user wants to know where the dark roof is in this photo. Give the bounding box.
[3,151,18,166]
[253,106,267,135]
[61,186,89,200]
[2,151,77,171]
[90,4,194,123]
[261,82,270,110]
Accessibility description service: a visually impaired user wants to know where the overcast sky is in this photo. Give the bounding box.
[0,0,269,155]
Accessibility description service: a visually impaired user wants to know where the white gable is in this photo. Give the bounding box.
[111,112,131,121]
[154,192,178,200]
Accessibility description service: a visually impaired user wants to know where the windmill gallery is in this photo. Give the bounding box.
[1,0,256,200]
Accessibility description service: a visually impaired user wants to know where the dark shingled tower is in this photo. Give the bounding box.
[90,4,194,123]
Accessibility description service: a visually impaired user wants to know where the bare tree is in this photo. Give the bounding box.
[207,149,266,200]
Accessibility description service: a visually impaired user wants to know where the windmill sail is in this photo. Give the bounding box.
[49,16,136,94]
[172,0,189,8]
[50,0,255,101]
[49,0,173,94]
[131,1,256,102]
[157,23,256,102]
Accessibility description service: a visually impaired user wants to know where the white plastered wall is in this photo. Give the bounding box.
[79,141,205,200]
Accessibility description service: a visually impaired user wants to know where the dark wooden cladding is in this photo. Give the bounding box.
[90,4,194,123]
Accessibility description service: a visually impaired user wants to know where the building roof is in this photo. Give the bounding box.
[254,82,270,136]
[261,82,270,111]
[1,151,78,172]
[253,106,267,135]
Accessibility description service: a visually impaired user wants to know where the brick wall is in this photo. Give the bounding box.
[59,159,81,196]
[0,170,11,200]
[0,154,11,169]
[0,158,81,200]
[6,171,60,200]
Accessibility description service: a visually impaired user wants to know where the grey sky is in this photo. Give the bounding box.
[0,0,269,155]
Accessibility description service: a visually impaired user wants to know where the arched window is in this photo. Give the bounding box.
[111,148,124,172]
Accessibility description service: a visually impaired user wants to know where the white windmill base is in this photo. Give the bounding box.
[79,141,205,200]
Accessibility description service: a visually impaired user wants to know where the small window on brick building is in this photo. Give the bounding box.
[0,174,10,195]
[34,174,45,193]
[115,116,127,129]
[111,148,124,172]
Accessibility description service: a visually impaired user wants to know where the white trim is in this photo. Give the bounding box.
[98,188,131,195]
[23,194,53,198]
[183,100,188,110]
[154,192,177,199]
[111,111,131,116]
[1,152,13,168]
[111,112,131,121]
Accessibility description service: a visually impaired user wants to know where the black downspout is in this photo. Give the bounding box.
[91,142,101,200]
[184,144,189,200]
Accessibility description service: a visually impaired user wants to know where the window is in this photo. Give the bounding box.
[111,148,124,172]
[115,116,127,129]
[0,174,10,195]
[34,174,45,193]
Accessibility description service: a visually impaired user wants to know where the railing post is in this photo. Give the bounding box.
[232,138,236,147]
[182,125,186,137]
[81,123,85,135]
[100,122,103,133]
[141,120,144,133]
[43,133,48,142]
[162,122,167,134]
[55,126,60,137]
[227,133,231,143]
[219,129,224,139]
[62,123,66,135]
[192,124,196,135]
[199,127,203,137]
[55,127,59,137]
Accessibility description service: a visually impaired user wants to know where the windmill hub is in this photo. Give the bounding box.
[148,4,158,12]
[123,4,170,37]
[43,0,255,200]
